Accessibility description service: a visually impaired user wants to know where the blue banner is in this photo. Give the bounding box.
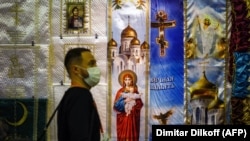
[150,0,184,127]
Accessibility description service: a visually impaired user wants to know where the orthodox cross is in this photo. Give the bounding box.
[10,2,24,26]
[151,10,176,56]
[8,2,26,44]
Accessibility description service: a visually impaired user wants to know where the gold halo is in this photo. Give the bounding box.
[118,70,137,86]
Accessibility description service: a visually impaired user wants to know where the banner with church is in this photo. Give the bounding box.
[107,0,150,140]
[185,0,230,125]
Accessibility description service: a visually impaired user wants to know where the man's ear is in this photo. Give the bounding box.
[72,65,80,74]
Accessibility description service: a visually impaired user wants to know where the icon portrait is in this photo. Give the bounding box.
[67,5,84,29]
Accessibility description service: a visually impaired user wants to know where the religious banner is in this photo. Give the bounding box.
[107,0,149,140]
[0,98,47,141]
[0,1,50,140]
[0,0,49,44]
[185,0,230,124]
[149,0,184,138]
[0,45,49,99]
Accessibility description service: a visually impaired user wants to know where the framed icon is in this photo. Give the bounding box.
[65,2,90,35]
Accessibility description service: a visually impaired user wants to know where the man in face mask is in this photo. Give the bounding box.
[57,47,102,141]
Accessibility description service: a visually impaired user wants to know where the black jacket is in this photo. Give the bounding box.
[57,87,101,141]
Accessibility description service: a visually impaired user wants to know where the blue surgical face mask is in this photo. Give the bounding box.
[79,66,101,87]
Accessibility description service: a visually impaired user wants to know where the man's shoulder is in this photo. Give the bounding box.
[66,87,91,96]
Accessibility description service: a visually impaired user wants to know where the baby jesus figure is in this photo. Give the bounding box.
[122,87,142,116]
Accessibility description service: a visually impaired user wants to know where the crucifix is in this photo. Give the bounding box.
[10,2,24,26]
[151,10,176,56]
[8,2,26,44]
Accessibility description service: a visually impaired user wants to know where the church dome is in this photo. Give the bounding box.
[208,98,224,109]
[141,41,149,49]
[121,25,137,38]
[190,71,217,100]
[108,38,117,47]
[131,37,140,45]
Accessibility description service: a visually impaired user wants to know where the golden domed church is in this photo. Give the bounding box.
[189,71,225,125]
[108,22,149,75]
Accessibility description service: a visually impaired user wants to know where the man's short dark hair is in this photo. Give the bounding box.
[64,47,91,76]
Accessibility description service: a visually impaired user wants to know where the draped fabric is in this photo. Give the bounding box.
[232,52,250,98]
[228,0,250,83]
[231,97,250,125]
[230,0,250,125]
[0,99,47,141]
[0,1,50,140]
[0,0,108,141]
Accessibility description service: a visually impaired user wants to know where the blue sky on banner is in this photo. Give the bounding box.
[112,1,147,50]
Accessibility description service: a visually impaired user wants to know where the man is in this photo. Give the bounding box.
[57,47,102,141]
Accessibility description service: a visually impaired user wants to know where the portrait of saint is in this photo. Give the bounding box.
[113,70,143,141]
[67,5,84,29]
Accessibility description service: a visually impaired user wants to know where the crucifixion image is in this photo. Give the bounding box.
[151,10,176,56]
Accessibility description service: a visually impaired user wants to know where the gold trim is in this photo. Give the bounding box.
[184,0,188,124]
[144,0,149,139]
[107,0,113,136]
[224,0,229,124]
[48,0,54,140]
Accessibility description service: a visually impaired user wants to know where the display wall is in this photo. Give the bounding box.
[0,0,249,141]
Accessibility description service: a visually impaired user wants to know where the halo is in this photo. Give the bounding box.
[118,69,137,86]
